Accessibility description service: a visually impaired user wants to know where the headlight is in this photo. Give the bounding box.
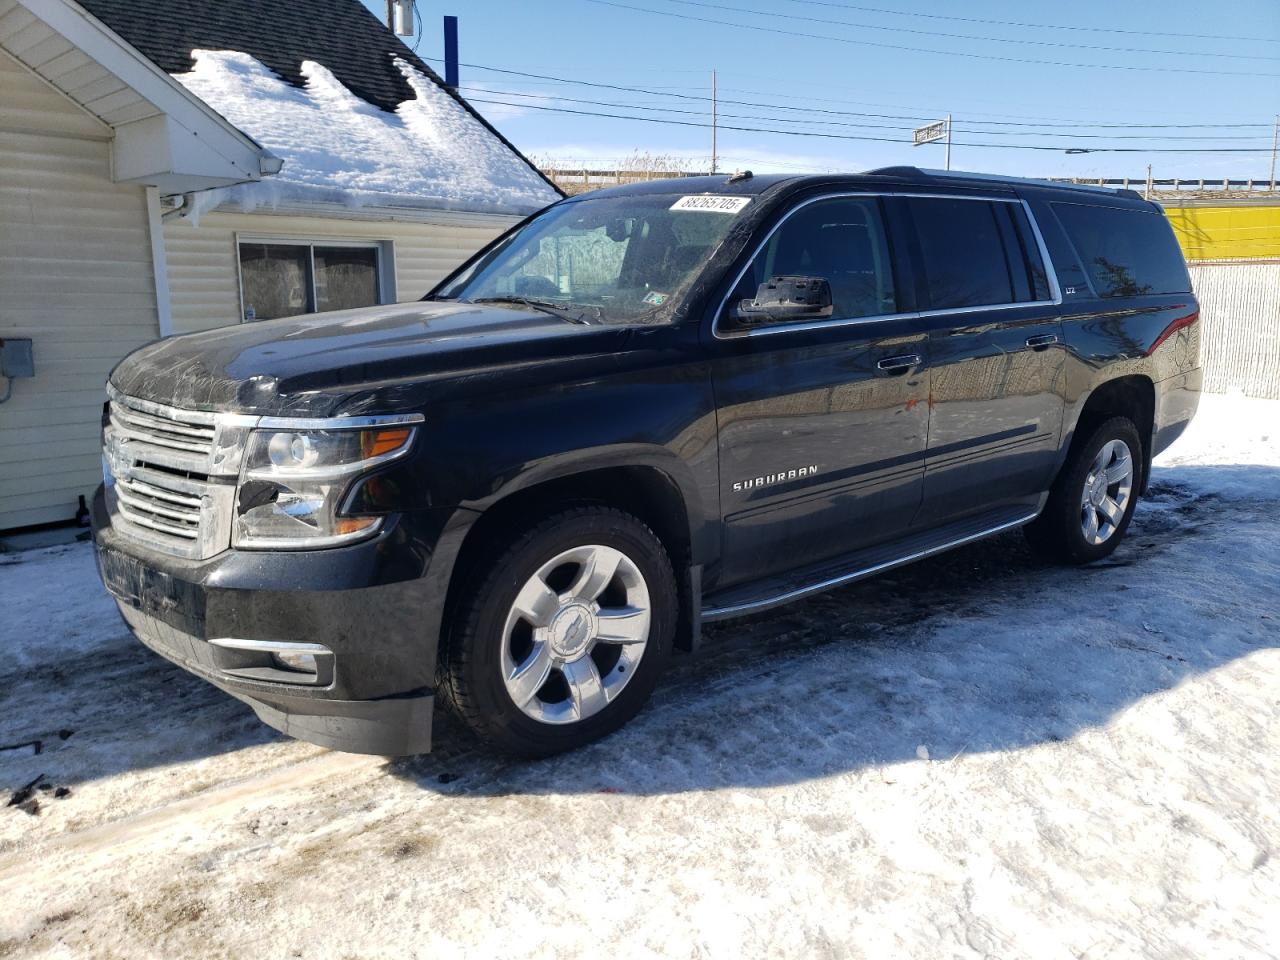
[234,422,416,549]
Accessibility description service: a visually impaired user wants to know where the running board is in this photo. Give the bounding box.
[701,506,1040,622]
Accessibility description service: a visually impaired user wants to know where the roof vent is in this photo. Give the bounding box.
[727,169,753,184]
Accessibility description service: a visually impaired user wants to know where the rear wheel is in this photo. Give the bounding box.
[441,507,676,757]
[1025,416,1142,564]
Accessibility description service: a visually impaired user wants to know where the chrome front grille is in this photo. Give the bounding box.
[103,389,250,560]
[113,472,204,542]
[109,403,216,458]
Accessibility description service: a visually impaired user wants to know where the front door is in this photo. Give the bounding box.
[899,195,1067,526]
[708,195,930,588]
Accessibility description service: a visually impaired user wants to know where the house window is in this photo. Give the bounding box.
[238,240,387,321]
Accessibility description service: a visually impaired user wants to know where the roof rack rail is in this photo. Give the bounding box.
[863,165,1143,200]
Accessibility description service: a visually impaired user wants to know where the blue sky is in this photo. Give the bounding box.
[361,0,1280,180]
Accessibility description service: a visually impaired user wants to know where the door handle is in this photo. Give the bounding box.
[1025,334,1060,350]
[877,354,922,373]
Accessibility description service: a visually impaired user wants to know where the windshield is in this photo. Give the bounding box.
[433,193,748,324]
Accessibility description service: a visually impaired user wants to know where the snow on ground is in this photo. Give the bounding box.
[1,393,1278,958]
[173,50,559,218]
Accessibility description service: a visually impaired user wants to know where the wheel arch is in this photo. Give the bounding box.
[1061,374,1156,491]
[442,454,707,655]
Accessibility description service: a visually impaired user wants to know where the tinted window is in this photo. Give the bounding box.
[1052,202,1191,298]
[1005,203,1052,301]
[734,197,897,321]
[906,198,1019,310]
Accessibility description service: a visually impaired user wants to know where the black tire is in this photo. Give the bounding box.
[1024,416,1144,565]
[440,507,677,757]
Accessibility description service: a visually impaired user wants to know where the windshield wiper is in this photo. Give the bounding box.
[468,296,594,325]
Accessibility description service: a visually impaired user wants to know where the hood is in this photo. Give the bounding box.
[109,301,636,416]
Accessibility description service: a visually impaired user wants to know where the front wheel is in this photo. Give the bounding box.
[441,507,676,757]
[1025,416,1142,564]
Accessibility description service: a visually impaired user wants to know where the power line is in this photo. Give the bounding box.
[463,96,1280,153]
[775,0,1280,46]
[585,0,1280,78]
[659,0,1280,61]
[459,86,1272,141]
[431,58,1275,131]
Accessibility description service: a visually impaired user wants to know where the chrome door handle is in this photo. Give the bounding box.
[1025,334,1060,349]
[877,354,922,373]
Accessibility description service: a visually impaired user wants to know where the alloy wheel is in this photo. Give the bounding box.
[500,544,652,725]
[1080,438,1134,546]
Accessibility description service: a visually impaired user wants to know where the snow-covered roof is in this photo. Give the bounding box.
[73,0,561,217]
[172,49,560,217]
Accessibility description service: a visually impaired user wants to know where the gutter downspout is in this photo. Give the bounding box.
[145,187,173,338]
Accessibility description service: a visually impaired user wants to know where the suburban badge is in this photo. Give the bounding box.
[733,465,819,493]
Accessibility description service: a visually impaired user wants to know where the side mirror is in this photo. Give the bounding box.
[735,276,832,324]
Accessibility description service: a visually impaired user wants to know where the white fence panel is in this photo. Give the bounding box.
[1188,261,1280,399]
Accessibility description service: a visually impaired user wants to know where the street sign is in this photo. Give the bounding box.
[913,119,949,146]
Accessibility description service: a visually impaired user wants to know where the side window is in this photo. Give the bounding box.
[905,197,1019,310]
[732,197,897,322]
[1051,202,1191,299]
[1004,203,1053,301]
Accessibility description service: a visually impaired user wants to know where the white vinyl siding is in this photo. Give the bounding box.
[0,50,159,530]
[163,210,518,335]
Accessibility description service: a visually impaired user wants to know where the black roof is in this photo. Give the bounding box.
[579,173,800,199]
[77,0,561,195]
[579,168,1151,209]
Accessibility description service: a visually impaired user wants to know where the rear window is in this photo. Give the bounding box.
[905,197,1048,310]
[1051,202,1190,299]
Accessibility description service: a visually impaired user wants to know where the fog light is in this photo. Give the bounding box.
[272,651,317,674]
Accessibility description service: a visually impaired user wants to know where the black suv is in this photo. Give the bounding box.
[93,167,1201,757]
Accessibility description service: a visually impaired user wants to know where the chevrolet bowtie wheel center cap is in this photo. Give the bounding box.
[1089,473,1108,506]
[548,601,597,660]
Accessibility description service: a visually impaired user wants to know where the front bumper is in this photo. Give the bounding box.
[91,487,458,755]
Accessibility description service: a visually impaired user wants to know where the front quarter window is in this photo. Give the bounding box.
[435,193,747,324]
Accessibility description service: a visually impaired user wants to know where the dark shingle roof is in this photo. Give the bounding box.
[76,0,561,195]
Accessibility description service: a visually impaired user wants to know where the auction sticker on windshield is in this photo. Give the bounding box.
[670,195,751,213]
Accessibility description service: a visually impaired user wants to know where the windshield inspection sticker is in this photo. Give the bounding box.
[670,195,751,213]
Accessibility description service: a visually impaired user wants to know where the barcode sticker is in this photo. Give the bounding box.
[670,195,751,213]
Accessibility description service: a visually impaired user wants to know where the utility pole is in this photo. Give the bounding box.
[1145,163,1153,200]
[1270,114,1278,191]
[711,71,721,179]
[944,113,952,171]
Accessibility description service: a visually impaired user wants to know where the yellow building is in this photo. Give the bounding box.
[1162,198,1280,262]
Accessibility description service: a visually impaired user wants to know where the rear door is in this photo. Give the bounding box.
[901,194,1066,527]
[708,194,930,588]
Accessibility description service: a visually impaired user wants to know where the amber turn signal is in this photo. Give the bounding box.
[360,427,412,459]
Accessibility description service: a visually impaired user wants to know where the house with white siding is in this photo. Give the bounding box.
[0,0,560,532]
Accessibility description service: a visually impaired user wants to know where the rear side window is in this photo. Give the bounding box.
[906,197,1045,310]
[1051,202,1191,298]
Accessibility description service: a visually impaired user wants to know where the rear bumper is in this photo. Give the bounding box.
[91,486,469,755]
[1152,366,1202,461]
